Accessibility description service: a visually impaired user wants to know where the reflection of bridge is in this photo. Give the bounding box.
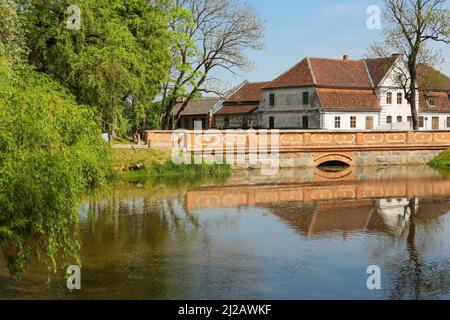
[186,178,450,210]
[145,130,450,167]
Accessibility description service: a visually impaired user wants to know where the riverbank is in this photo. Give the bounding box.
[429,149,450,175]
[112,148,232,186]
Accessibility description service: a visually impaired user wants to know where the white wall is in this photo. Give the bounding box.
[377,57,420,127]
[420,114,450,131]
[322,112,380,130]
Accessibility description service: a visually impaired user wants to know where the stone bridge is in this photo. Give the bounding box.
[144,130,450,167]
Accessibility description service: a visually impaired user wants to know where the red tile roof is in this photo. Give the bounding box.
[265,57,375,90]
[264,58,315,89]
[215,105,258,115]
[226,82,270,103]
[317,88,381,111]
[417,64,450,92]
[364,57,398,86]
[419,91,450,113]
[310,58,373,88]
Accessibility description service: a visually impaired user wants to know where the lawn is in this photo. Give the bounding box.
[112,148,171,171]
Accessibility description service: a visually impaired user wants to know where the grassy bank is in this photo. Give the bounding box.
[429,149,450,174]
[112,148,232,187]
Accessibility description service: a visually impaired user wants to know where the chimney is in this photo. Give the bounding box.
[343,54,349,61]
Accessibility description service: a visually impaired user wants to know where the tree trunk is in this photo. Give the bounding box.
[408,58,419,131]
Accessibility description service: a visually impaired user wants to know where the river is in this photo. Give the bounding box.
[1,166,450,300]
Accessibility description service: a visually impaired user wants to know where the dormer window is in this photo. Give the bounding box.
[427,96,436,106]
[386,92,393,104]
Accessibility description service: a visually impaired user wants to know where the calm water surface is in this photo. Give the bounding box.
[1,166,450,300]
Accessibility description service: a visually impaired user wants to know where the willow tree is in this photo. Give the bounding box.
[160,0,265,129]
[0,0,112,278]
[369,0,450,130]
[20,0,171,139]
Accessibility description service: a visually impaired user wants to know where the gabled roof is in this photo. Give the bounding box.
[225,81,270,103]
[417,64,450,92]
[215,105,258,115]
[264,58,315,89]
[419,91,450,113]
[265,57,375,90]
[171,97,221,116]
[317,88,381,111]
[364,56,398,87]
[309,58,373,88]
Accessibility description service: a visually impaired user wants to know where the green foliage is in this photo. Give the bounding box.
[116,159,232,189]
[21,0,172,136]
[429,149,450,175]
[0,0,27,67]
[0,58,112,278]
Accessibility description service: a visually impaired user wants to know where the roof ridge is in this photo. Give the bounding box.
[363,60,375,88]
[308,57,363,62]
[306,58,317,85]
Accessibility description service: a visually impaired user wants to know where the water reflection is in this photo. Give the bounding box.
[1,166,450,299]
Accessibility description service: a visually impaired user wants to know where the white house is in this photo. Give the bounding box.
[256,54,450,130]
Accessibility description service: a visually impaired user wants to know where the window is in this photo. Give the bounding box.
[303,92,309,105]
[366,116,374,130]
[386,92,393,104]
[387,116,392,124]
[224,118,230,128]
[335,117,341,129]
[350,116,357,128]
[447,117,450,128]
[269,94,275,107]
[407,116,412,123]
[397,93,403,104]
[397,116,403,123]
[428,97,436,106]
[419,116,425,128]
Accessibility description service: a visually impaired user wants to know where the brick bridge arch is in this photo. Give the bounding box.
[314,153,354,167]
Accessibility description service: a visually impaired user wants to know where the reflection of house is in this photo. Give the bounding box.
[171,97,222,130]
[268,197,448,239]
[375,198,416,236]
[215,81,269,129]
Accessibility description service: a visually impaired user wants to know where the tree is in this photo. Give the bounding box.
[160,0,265,130]
[0,58,112,278]
[20,0,172,139]
[368,0,450,130]
[0,0,27,67]
[0,1,112,278]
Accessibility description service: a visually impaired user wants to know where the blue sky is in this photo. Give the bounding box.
[212,0,450,88]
